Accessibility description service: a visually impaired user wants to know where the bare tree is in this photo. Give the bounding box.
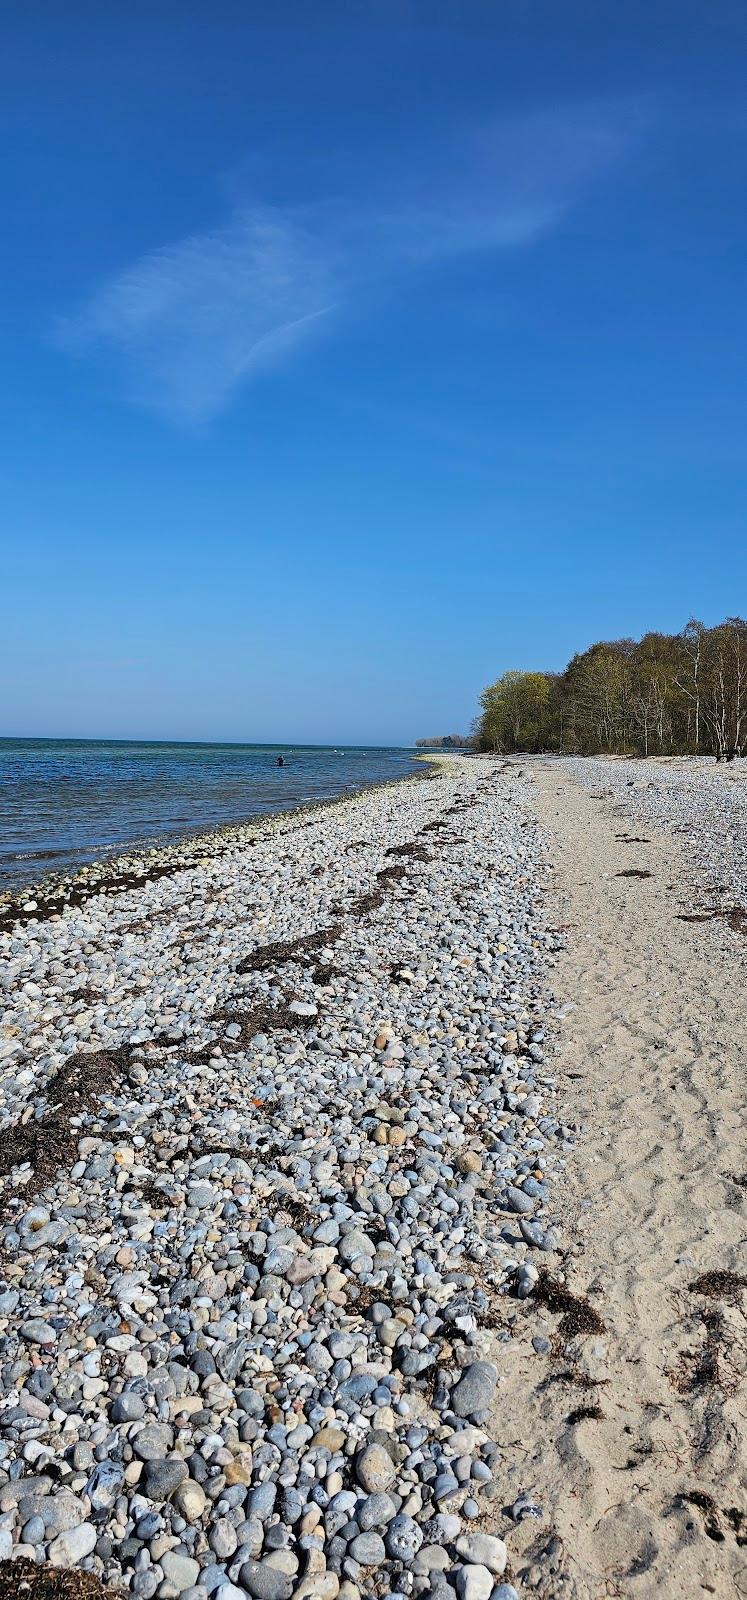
[674,618,704,753]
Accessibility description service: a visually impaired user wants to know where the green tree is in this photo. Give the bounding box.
[476,616,747,760]
[477,671,551,751]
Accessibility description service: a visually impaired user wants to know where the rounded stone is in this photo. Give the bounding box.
[455,1533,508,1575]
[348,1531,386,1565]
[450,1361,498,1418]
[384,1515,423,1562]
[161,1550,201,1592]
[238,1560,293,1600]
[355,1443,396,1494]
[48,1524,97,1567]
[142,1458,188,1500]
[132,1422,174,1461]
[358,1492,398,1530]
[111,1392,146,1423]
[172,1480,207,1522]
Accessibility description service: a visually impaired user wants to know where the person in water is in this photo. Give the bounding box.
[276,755,285,767]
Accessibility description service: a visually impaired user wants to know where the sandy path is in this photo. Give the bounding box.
[489,762,747,1599]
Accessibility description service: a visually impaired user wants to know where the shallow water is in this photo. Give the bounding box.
[0,739,421,890]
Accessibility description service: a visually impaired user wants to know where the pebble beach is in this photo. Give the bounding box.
[0,757,570,1600]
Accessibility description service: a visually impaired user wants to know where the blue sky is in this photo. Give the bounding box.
[2,0,746,744]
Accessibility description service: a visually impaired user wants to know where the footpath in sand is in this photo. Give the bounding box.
[492,760,746,1599]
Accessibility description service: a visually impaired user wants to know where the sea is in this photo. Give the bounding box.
[0,739,422,892]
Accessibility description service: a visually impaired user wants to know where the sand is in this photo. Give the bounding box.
[485,760,746,1598]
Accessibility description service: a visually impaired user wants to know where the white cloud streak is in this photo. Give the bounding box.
[57,101,643,423]
[59,209,336,423]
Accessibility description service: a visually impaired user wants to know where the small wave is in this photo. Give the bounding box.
[0,847,70,862]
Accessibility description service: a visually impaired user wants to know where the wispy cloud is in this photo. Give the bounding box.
[57,101,643,424]
[58,208,336,424]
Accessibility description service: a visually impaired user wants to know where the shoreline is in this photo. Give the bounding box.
[0,759,443,939]
[0,755,566,1597]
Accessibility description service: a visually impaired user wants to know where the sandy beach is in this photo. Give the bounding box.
[0,755,744,1600]
[496,760,747,1598]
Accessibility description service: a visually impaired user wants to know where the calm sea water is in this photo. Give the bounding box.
[0,739,422,892]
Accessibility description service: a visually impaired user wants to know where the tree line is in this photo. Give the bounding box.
[475,618,747,759]
[416,734,472,749]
